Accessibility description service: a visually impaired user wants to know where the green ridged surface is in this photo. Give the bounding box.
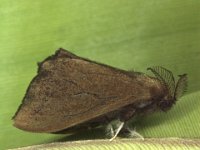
[11,139,200,150]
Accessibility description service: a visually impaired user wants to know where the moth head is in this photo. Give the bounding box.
[148,66,188,112]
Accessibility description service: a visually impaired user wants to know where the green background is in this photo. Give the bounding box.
[0,0,200,149]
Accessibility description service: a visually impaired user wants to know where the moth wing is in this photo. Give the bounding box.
[13,49,156,132]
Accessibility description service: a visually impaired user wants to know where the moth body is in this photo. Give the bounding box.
[13,48,187,136]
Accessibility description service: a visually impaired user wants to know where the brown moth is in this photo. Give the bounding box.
[13,48,187,139]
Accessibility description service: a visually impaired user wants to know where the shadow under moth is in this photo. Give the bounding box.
[13,48,188,140]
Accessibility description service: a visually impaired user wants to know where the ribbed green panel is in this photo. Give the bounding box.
[0,0,200,149]
[11,139,200,150]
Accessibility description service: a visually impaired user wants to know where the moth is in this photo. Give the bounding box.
[13,48,188,140]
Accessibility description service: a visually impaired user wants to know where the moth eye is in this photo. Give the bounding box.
[159,98,174,111]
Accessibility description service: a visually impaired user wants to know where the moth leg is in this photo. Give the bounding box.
[106,123,115,137]
[125,126,144,140]
[118,105,144,139]
[109,120,124,141]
